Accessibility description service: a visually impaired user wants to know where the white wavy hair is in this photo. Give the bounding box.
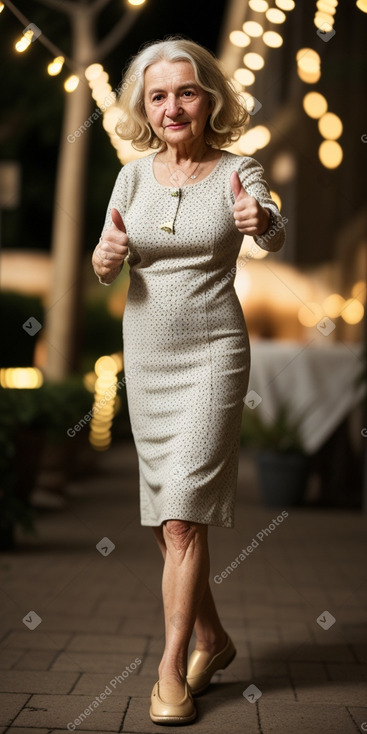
[115,36,249,151]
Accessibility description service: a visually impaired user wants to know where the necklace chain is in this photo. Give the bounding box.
[157,150,207,184]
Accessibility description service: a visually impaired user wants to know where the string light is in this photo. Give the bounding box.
[275,0,295,9]
[356,0,367,11]
[15,28,33,52]
[243,52,265,70]
[64,75,79,93]
[297,48,321,83]
[266,8,286,23]
[234,68,255,86]
[263,31,283,47]
[318,112,343,140]
[313,0,337,30]
[242,21,264,37]
[341,299,364,325]
[248,0,268,11]
[318,140,343,168]
[229,30,251,48]
[239,125,271,154]
[3,0,147,98]
[0,367,43,389]
[47,56,64,76]
[89,354,121,451]
[303,92,328,119]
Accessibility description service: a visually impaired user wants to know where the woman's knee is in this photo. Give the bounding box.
[163,519,206,553]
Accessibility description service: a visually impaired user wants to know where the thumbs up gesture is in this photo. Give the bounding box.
[230,171,271,236]
[92,208,129,284]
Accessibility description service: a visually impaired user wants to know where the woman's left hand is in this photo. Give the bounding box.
[230,171,270,236]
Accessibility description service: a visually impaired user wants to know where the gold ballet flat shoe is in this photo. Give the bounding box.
[186,634,236,695]
[149,680,197,725]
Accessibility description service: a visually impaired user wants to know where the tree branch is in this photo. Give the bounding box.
[90,0,112,17]
[94,8,138,61]
[2,0,77,69]
[33,0,76,15]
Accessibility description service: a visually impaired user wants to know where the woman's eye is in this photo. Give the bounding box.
[183,91,194,97]
[152,94,163,102]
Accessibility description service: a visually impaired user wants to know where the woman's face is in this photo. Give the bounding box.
[143,60,212,147]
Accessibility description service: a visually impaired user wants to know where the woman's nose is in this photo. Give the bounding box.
[165,94,182,118]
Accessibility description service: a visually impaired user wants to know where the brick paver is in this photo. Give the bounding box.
[0,441,366,733]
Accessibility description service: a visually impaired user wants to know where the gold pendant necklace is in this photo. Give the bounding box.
[157,150,207,234]
[157,150,206,186]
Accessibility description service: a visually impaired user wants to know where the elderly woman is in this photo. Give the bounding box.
[92,36,285,725]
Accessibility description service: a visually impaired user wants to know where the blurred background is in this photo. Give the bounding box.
[1,0,367,549]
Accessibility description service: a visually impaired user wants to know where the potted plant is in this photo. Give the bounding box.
[0,379,94,550]
[241,404,310,507]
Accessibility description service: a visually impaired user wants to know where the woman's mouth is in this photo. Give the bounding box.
[166,122,190,129]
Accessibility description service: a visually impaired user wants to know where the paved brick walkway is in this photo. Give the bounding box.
[0,440,366,733]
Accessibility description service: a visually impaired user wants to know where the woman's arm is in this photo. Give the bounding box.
[92,208,129,285]
[232,156,286,253]
[92,168,130,285]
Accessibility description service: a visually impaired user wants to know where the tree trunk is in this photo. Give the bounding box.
[44,6,95,380]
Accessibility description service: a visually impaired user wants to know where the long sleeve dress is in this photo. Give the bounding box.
[100,149,285,528]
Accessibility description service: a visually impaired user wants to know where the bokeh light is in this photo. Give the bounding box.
[341,299,364,324]
[318,140,343,168]
[229,30,251,48]
[322,294,345,318]
[243,21,264,37]
[303,92,328,119]
[298,302,323,327]
[266,8,286,22]
[243,52,265,70]
[318,112,343,140]
[263,31,283,47]
[249,0,269,11]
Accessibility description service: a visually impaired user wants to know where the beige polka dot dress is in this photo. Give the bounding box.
[101,150,285,528]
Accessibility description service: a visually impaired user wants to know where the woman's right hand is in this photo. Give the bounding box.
[92,207,129,284]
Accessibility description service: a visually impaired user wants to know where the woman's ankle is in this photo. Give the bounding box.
[194,629,228,653]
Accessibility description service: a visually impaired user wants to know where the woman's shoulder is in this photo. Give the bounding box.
[220,150,263,173]
[115,152,154,180]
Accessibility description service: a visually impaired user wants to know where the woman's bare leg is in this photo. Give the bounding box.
[152,524,227,679]
[151,520,209,702]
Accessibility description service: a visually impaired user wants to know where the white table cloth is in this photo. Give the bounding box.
[246,340,365,454]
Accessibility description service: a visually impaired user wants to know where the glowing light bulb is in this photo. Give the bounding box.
[229,30,251,48]
[64,75,80,92]
[15,30,33,53]
[244,52,265,70]
[47,56,64,76]
[318,112,343,140]
[243,21,264,37]
[266,8,286,22]
[263,31,283,47]
[303,92,327,119]
[318,140,343,168]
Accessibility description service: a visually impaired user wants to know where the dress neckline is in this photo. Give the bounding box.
[151,150,226,190]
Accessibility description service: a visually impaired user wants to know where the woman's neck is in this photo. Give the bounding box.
[159,139,211,165]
